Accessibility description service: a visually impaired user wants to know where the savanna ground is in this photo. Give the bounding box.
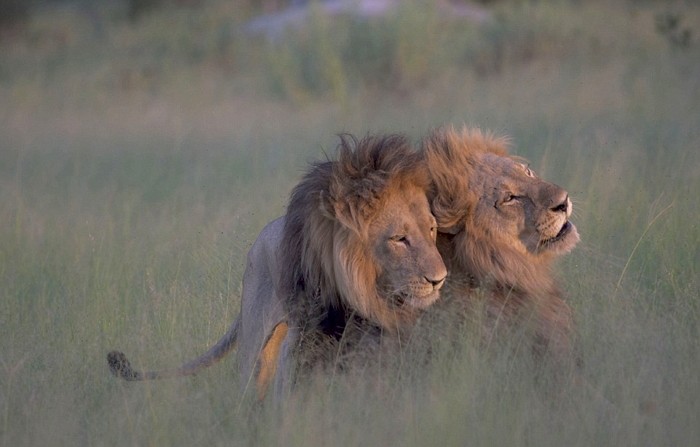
[1,0,699,445]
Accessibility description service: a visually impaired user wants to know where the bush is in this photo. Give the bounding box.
[261,2,466,100]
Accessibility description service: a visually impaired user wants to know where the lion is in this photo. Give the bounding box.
[423,126,580,366]
[107,133,447,401]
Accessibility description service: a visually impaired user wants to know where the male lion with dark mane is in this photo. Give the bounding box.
[107,133,447,401]
[273,133,447,393]
[423,126,580,366]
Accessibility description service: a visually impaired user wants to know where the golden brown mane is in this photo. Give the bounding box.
[280,134,432,334]
[424,127,510,235]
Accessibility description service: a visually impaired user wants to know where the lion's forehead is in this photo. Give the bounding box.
[471,154,530,196]
[480,152,528,176]
[366,184,432,233]
[390,183,432,215]
[476,153,566,206]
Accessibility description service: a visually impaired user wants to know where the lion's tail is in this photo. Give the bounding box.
[107,317,240,381]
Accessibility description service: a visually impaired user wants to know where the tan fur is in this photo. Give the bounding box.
[424,126,580,363]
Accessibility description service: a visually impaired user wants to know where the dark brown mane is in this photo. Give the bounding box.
[280,133,430,334]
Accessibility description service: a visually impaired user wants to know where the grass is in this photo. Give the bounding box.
[1,0,699,445]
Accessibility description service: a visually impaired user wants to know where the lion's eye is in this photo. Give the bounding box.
[499,194,520,206]
[390,235,409,246]
[525,167,535,177]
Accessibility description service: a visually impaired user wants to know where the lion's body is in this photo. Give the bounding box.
[424,127,580,365]
[108,133,446,401]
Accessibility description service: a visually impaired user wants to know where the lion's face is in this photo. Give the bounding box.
[469,152,579,257]
[367,183,447,310]
[330,180,447,329]
[424,127,579,291]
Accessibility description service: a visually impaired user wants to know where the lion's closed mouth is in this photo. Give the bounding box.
[392,287,440,309]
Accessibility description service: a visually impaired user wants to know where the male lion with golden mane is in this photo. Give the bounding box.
[423,126,580,365]
[107,133,447,401]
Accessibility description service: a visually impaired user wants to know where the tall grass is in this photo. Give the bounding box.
[1,1,699,446]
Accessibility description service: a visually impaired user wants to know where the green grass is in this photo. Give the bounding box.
[1,1,699,446]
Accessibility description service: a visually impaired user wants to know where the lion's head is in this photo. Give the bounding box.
[424,126,579,295]
[281,134,447,335]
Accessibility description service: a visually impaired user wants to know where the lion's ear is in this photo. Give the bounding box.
[431,198,466,235]
[320,187,364,232]
[318,191,337,221]
[332,198,370,234]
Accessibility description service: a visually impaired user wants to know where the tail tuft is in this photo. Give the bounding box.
[107,351,140,380]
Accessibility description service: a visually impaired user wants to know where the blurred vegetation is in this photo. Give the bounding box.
[1,1,699,446]
[1,0,696,102]
[0,0,29,27]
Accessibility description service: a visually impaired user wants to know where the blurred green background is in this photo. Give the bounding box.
[1,1,699,445]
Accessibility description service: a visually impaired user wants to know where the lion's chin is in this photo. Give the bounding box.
[539,221,579,255]
[403,290,441,310]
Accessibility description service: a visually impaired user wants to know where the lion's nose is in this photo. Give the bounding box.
[550,194,570,214]
[425,274,447,290]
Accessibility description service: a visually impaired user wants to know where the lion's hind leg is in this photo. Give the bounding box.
[256,321,289,401]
